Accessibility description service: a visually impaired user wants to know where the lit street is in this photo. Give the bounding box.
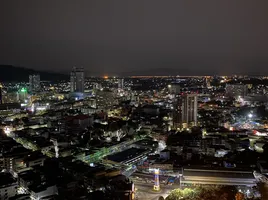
[131,172,180,200]
[134,182,172,200]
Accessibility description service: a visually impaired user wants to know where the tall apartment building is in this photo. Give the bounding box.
[118,78,124,90]
[29,74,40,93]
[70,67,85,93]
[173,93,198,129]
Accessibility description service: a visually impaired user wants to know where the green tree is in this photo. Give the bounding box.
[166,188,196,200]
[166,189,184,200]
[158,196,165,200]
[166,186,237,200]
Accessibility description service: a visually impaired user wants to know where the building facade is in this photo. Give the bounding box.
[226,84,248,97]
[118,78,124,90]
[70,67,85,93]
[168,84,181,94]
[29,75,40,93]
[173,93,198,129]
[0,173,18,200]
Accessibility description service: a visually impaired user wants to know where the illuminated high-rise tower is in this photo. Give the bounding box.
[70,67,85,93]
[173,93,198,129]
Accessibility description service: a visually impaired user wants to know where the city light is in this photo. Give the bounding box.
[4,127,11,134]
[20,88,27,92]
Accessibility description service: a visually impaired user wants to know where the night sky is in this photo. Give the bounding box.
[1,0,268,76]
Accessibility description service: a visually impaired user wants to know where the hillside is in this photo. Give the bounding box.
[0,65,69,82]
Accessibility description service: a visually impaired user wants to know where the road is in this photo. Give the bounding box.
[134,182,172,200]
[131,172,180,185]
[130,172,180,200]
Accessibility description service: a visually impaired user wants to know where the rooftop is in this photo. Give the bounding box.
[0,172,17,187]
[107,147,147,163]
[183,166,255,179]
[23,151,46,163]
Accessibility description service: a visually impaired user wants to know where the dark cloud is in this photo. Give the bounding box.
[1,0,268,75]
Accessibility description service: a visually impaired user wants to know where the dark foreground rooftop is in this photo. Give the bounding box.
[0,172,16,187]
[107,147,147,163]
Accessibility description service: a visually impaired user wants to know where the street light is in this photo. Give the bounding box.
[248,113,253,118]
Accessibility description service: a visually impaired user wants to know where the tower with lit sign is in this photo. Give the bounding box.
[153,169,160,191]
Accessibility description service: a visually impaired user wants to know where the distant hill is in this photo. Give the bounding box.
[0,65,69,82]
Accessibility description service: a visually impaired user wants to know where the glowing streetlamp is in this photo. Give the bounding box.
[248,113,253,119]
[153,169,160,191]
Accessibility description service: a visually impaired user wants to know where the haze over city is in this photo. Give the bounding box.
[1,0,268,75]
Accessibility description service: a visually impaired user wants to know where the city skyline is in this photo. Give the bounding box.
[0,74,267,199]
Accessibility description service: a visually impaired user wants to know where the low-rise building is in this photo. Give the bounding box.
[29,185,58,200]
[0,172,18,200]
[182,166,256,186]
